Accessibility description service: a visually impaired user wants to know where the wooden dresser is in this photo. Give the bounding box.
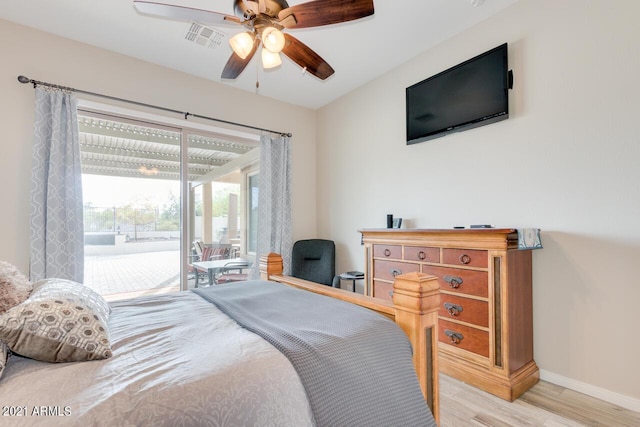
[360,228,539,401]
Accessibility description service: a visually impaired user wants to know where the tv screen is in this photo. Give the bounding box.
[406,43,510,145]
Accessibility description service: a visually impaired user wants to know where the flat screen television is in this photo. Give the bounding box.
[406,43,511,145]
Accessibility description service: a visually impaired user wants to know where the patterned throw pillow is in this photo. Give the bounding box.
[0,261,33,314]
[0,279,112,363]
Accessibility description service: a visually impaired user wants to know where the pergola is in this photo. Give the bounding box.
[78,114,259,181]
[78,113,260,247]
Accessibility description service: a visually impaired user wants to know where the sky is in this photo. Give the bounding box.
[82,174,179,208]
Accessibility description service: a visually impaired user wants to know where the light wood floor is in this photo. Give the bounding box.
[439,374,640,426]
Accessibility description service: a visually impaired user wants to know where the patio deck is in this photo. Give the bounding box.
[84,250,183,301]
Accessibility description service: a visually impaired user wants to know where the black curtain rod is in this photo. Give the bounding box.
[17,75,292,138]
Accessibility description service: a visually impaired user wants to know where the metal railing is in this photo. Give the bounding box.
[84,206,179,235]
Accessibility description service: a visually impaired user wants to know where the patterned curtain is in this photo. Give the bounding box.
[252,133,293,277]
[30,87,84,282]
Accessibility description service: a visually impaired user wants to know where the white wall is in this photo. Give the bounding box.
[0,19,317,271]
[317,0,640,407]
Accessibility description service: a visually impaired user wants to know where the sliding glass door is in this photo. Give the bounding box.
[78,109,260,298]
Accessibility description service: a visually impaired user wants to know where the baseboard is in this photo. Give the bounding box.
[540,369,640,413]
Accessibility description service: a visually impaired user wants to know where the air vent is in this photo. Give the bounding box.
[185,23,227,49]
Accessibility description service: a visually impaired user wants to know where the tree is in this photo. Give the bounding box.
[157,191,180,231]
[211,183,240,217]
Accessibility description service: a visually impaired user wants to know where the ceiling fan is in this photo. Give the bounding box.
[133,0,375,81]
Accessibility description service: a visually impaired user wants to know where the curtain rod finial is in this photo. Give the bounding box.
[18,75,31,84]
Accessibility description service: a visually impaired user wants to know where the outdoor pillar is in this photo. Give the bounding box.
[203,182,212,243]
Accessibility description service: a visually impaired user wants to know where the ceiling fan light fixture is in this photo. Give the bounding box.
[262,26,285,53]
[261,49,282,69]
[229,31,255,59]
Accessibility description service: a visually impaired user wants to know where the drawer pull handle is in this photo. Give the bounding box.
[418,250,426,260]
[390,268,402,278]
[444,302,463,317]
[444,275,463,288]
[384,249,391,257]
[444,329,464,345]
[459,254,471,264]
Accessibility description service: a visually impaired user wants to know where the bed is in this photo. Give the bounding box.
[0,253,439,426]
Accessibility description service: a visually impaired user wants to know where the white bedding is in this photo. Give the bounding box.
[0,292,314,426]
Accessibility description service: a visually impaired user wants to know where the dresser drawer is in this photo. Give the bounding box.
[373,244,402,259]
[404,246,439,263]
[442,248,488,268]
[439,319,489,358]
[374,259,420,282]
[372,280,393,301]
[422,265,488,298]
[439,294,489,328]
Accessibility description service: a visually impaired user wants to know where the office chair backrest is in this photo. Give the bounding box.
[291,239,336,286]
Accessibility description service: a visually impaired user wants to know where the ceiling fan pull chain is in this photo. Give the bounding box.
[255,63,260,93]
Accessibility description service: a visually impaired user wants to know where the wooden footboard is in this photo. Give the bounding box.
[259,253,440,424]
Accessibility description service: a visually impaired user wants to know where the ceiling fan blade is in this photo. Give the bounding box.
[133,1,241,26]
[281,33,334,80]
[278,0,374,29]
[221,39,260,79]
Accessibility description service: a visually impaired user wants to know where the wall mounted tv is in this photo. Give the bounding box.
[406,43,511,145]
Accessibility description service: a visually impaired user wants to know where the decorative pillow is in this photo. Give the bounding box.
[0,341,9,380]
[0,261,33,314]
[0,278,112,363]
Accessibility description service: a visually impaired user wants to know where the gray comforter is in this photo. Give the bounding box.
[194,280,436,427]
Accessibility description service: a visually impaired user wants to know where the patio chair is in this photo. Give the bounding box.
[188,241,213,283]
[208,246,230,260]
[193,240,205,258]
[214,261,250,285]
[188,241,203,272]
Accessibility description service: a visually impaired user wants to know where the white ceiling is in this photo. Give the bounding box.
[1,0,521,109]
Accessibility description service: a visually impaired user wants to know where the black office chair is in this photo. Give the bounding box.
[291,239,340,287]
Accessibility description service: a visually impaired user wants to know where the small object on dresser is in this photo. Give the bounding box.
[470,224,493,228]
[386,214,393,228]
[453,226,465,229]
[392,218,402,228]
